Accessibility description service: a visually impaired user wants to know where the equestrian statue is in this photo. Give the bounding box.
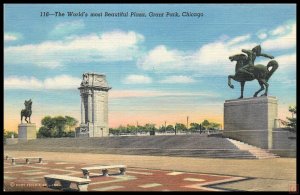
[228,45,278,99]
[21,99,32,123]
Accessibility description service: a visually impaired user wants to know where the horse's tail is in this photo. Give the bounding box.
[266,60,278,82]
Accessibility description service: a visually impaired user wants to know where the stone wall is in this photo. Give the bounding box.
[270,128,296,157]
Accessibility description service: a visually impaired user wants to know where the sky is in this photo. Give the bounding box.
[4,4,296,131]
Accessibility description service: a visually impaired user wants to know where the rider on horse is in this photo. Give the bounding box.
[238,45,274,79]
[21,99,32,123]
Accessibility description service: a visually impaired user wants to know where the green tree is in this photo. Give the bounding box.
[4,130,18,139]
[189,123,200,132]
[137,125,145,134]
[175,123,187,132]
[166,125,174,132]
[38,116,55,138]
[208,122,221,130]
[144,123,156,132]
[201,120,210,130]
[65,116,78,131]
[126,125,137,134]
[158,125,165,133]
[41,116,55,129]
[286,105,296,132]
[53,116,67,137]
[37,126,53,138]
[37,115,78,138]
[109,128,115,135]
[117,125,127,134]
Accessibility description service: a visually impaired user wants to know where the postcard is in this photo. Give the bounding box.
[4,4,297,192]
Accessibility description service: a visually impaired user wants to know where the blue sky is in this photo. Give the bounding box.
[4,4,296,130]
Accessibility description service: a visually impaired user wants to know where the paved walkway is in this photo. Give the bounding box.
[4,150,297,191]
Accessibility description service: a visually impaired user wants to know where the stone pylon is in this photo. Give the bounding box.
[78,73,111,137]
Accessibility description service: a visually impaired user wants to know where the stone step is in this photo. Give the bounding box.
[5,135,261,159]
[226,138,278,159]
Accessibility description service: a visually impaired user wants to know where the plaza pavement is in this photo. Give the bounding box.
[4,150,297,191]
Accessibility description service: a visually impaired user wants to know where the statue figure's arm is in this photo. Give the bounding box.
[258,53,274,59]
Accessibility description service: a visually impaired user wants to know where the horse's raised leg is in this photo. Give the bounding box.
[25,117,28,123]
[260,79,269,96]
[254,80,264,97]
[21,114,23,123]
[239,81,245,99]
[228,75,235,89]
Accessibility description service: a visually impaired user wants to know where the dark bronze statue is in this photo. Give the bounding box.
[21,99,32,123]
[228,45,278,99]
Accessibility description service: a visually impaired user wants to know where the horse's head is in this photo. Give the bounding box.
[229,54,247,62]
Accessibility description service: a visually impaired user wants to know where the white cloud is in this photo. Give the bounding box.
[4,34,17,41]
[137,45,185,71]
[270,22,293,36]
[49,20,85,37]
[160,75,196,84]
[4,32,22,41]
[137,35,257,75]
[257,32,267,40]
[4,30,144,68]
[257,53,296,70]
[227,34,251,46]
[123,74,152,84]
[271,26,286,36]
[192,41,256,68]
[262,22,296,50]
[4,76,43,89]
[44,75,81,89]
[4,75,81,90]
[275,53,296,69]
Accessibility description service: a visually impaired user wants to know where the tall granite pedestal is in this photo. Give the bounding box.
[18,123,37,142]
[224,96,278,149]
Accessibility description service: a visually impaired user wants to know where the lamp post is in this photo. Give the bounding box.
[186,116,189,134]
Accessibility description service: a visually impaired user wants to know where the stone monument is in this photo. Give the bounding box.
[78,73,111,137]
[224,45,279,149]
[18,99,36,141]
[224,96,278,149]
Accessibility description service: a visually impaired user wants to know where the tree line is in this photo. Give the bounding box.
[108,120,221,135]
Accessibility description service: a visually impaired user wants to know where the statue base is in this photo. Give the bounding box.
[223,96,278,149]
[18,123,37,141]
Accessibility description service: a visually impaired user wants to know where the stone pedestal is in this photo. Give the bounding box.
[18,123,37,141]
[224,96,278,149]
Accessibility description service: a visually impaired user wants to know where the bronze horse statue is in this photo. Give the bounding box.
[21,99,32,123]
[227,54,278,99]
